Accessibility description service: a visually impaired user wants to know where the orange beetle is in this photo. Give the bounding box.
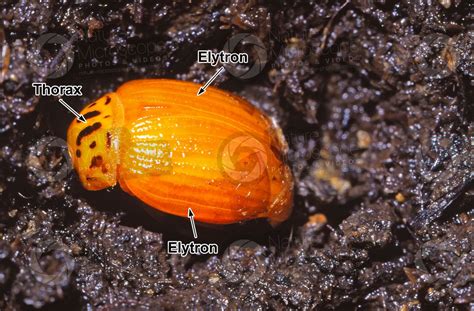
[67,79,293,226]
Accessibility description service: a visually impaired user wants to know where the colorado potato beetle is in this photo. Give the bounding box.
[67,79,293,225]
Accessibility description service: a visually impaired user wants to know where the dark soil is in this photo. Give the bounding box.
[0,0,472,310]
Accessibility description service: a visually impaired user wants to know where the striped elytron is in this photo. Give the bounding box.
[67,79,293,225]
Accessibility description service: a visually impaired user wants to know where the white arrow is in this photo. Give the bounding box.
[59,98,86,123]
[188,208,198,239]
[197,66,225,96]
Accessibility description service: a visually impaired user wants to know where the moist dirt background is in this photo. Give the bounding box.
[0,0,473,310]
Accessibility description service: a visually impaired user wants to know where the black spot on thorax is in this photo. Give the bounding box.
[76,122,102,146]
[76,110,101,123]
[90,155,103,168]
[106,132,111,148]
[83,110,101,119]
